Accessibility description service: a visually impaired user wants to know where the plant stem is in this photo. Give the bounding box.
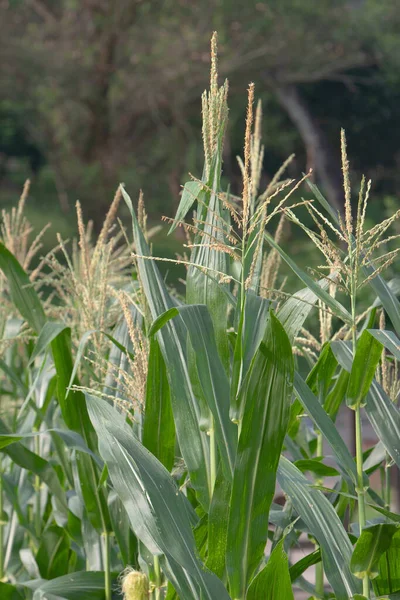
[103,531,111,600]
[153,555,161,600]
[350,257,369,598]
[355,405,369,598]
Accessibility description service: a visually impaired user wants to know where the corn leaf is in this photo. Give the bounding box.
[293,372,359,485]
[346,330,383,409]
[373,529,400,597]
[86,396,230,600]
[351,524,398,580]
[277,457,361,599]
[142,337,175,472]
[247,538,294,600]
[226,311,294,598]
[332,341,400,470]
[264,232,352,324]
[122,186,211,509]
[368,329,400,361]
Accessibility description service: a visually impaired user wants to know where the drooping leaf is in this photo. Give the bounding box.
[27,571,117,599]
[87,396,230,600]
[226,311,294,598]
[277,457,361,599]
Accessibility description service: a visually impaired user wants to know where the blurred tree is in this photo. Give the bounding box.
[0,0,399,220]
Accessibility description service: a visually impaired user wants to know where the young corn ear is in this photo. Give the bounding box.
[121,569,150,600]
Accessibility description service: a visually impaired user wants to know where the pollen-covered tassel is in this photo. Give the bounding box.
[121,568,150,600]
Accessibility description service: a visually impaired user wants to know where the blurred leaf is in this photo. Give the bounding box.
[351,523,398,580]
[36,525,71,579]
[0,582,24,599]
[0,241,45,332]
[346,330,383,409]
[277,279,329,343]
[28,322,67,366]
[226,311,294,598]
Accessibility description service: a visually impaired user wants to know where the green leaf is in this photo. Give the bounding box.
[351,524,398,580]
[148,308,180,337]
[346,330,383,409]
[206,471,231,579]
[36,525,71,579]
[289,549,321,582]
[368,329,400,361]
[122,186,211,509]
[373,529,400,596]
[277,279,329,344]
[87,396,230,600]
[277,457,361,599]
[247,538,294,600]
[294,459,339,478]
[168,181,204,234]
[175,304,236,479]
[332,342,400,470]
[0,582,24,599]
[142,337,175,472]
[0,241,46,332]
[28,322,68,366]
[264,232,352,324]
[28,571,116,599]
[293,372,359,486]
[226,311,294,598]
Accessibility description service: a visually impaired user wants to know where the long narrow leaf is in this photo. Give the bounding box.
[226,311,294,598]
[277,457,361,599]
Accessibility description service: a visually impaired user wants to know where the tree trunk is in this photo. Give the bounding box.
[275,84,343,213]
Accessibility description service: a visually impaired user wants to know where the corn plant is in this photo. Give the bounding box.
[0,33,400,600]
